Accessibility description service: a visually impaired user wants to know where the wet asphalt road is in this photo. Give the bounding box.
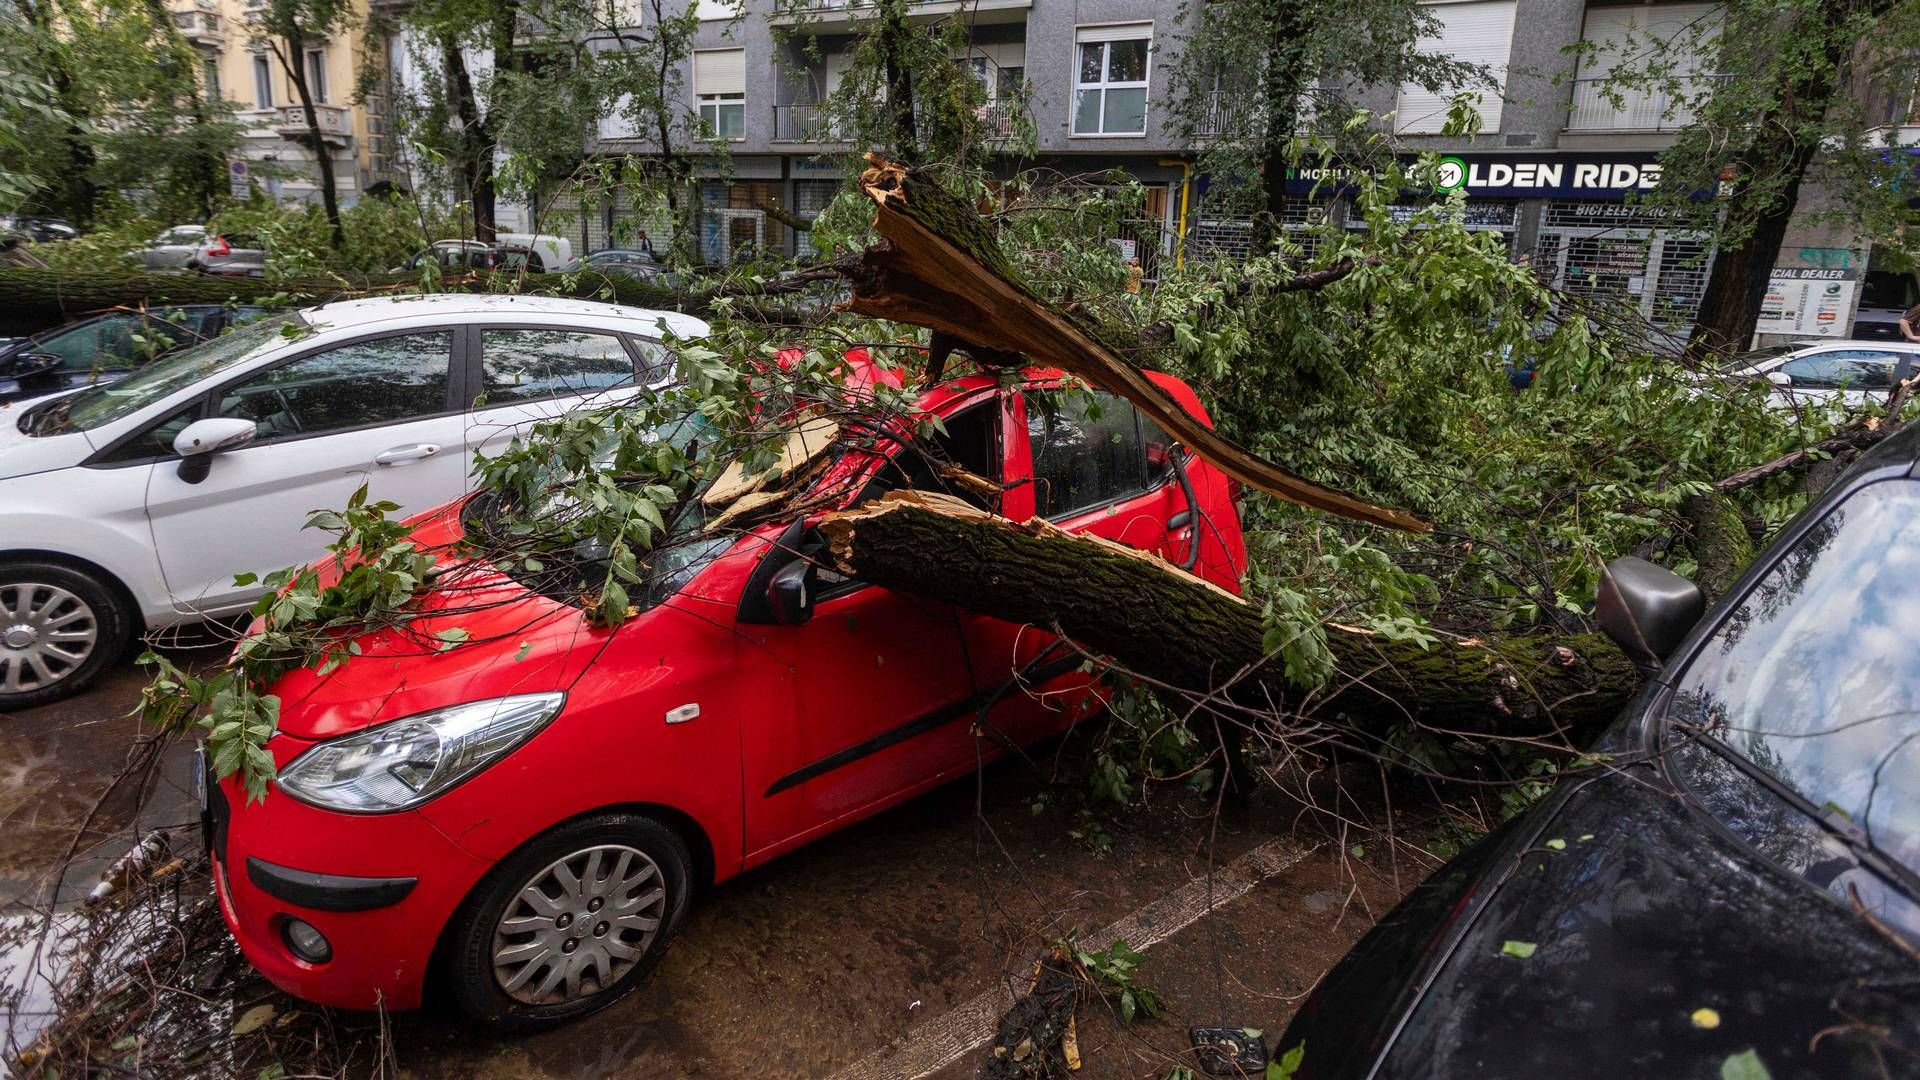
[0,650,1419,1078]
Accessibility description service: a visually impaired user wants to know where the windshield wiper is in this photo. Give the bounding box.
[1678,724,1920,904]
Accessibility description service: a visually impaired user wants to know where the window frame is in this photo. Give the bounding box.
[1020,386,1180,522]
[467,324,660,412]
[252,54,274,109]
[304,48,328,104]
[698,94,747,140]
[84,325,468,469]
[1071,24,1153,138]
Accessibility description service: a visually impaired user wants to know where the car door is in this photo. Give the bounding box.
[144,329,469,615]
[462,325,658,479]
[140,227,204,270]
[1775,348,1901,407]
[738,395,1009,857]
[972,388,1184,744]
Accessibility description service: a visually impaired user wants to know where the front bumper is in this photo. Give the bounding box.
[207,754,497,1011]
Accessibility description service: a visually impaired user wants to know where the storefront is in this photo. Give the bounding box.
[1532,199,1711,343]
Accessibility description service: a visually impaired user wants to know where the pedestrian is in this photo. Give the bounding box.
[636,230,653,255]
[1126,256,1143,295]
[1901,297,1920,343]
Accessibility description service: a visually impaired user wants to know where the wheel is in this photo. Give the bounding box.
[446,813,692,1032]
[0,560,134,711]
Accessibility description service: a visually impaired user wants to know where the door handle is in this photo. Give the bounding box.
[1167,510,1194,531]
[374,443,441,466]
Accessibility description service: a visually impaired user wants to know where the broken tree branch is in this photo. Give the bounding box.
[1716,378,1917,493]
[838,154,1430,534]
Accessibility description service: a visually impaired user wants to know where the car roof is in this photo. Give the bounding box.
[1786,339,1920,350]
[297,293,709,339]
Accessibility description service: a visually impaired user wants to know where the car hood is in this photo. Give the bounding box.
[267,499,613,741]
[0,407,92,480]
[1350,772,1920,1078]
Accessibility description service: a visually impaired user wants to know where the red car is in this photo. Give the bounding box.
[206,356,1247,1030]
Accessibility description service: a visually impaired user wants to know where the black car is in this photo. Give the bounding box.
[0,214,80,243]
[0,304,271,403]
[1281,427,1920,1077]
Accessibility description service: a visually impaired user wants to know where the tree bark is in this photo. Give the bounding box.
[818,492,1639,738]
[275,28,345,250]
[877,0,918,159]
[1253,0,1310,253]
[840,154,1429,533]
[442,37,496,242]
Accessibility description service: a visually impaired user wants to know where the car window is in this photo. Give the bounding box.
[477,329,635,407]
[32,315,156,372]
[215,332,452,442]
[157,227,202,246]
[1668,480,1920,929]
[47,314,301,434]
[1779,350,1898,389]
[1027,390,1165,519]
[96,400,206,464]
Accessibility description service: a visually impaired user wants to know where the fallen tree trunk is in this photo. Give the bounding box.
[819,492,1639,739]
[0,266,697,335]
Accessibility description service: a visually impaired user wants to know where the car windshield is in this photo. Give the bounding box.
[1668,480,1920,936]
[29,314,301,434]
[1723,343,1802,372]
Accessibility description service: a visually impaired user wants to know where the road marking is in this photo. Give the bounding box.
[826,837,1313,1080]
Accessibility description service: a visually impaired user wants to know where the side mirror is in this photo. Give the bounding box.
[1596,556,1705,669]
[766,558,817,626]
[172,417,257,484]
[1766,370,1792,387]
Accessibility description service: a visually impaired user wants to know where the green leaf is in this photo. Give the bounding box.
[435,627,471,651]
[1721,1050,1771,1080]
[1545,838,1566,850]
[1269,1041,1306,1080]
[1500,940,1537,959]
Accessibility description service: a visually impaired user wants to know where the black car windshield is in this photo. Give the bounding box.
[1669,480,1920,930]
[31,314,302,434]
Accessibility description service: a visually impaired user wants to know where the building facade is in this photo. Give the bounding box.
[172,0,394,207]
[531,0,1911,342]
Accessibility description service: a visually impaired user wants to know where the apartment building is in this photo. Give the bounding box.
[171,0,394,206]
[538,0,1908,339]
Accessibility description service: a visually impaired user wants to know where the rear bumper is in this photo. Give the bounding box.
[211,771,496,1011]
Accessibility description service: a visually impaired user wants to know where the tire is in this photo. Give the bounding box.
[0,560,135,711]
[446,813,692,1033]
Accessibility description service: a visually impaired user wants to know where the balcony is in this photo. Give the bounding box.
[1194,88,1339,138]
[1566,74,1726,133]
[770,0,1028,32]
[274,103,353,144]
[773,103,839,143]
[170,8,223,47]
[978,98,1027,142]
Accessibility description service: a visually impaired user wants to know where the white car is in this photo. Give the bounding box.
[134,225,209,271]
[0,294,702,708]
[1722,339,1920,409]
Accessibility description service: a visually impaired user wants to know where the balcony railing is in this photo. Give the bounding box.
[171,9,223,43]
[1566,74,1726,133]
[773,103,842,143]
[1195,88,1337,138]
[275,103,352,142]
[977,99,1027,141]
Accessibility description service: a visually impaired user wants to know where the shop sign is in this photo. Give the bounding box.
[1756,266,1861,338]
[1286,151,1668,200]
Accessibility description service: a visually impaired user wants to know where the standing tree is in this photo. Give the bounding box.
[251,0,353,247]
[1163,0,1489,251]
[1584,0,1920,358]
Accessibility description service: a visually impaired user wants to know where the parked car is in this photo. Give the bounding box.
[201,359,1246,1031]
[1720,338,1920,409]
[0,214,80,243]
[398,235,579,276]
[1851,268,1920,341]
[583,248,665,281]
[0,294,697,708]
[1279,425,1920,1078]
[134,225,209,270]
[187,232,267,277]
[0,304,272,404]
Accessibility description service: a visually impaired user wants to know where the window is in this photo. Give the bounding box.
[214,332,452,442]
[159,226,204,246]
[253,55,274,109]
[1669,481,1920,936]
[34,314,173,373]
[1026,390,1171,518]
[1395,0,1515,134]
[1073,25,1151,136]
[694,49,746,140]
[100,401,206,464]
[1568,2,1720,132]
[202,59,220,102]
[1779,350,1905,390]
[305,49,328,103]
[860,399,1001,511]
[477,329,637,407]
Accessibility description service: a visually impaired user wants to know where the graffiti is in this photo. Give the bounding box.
[1794,247,1860,269]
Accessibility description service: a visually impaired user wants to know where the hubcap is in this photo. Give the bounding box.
[0,583,98,695]
[490,844,668,1006]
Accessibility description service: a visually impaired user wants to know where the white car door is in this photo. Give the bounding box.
[462,325,659,478]
[144,329,469,616]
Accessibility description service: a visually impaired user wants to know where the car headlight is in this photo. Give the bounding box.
[277,692,566,813]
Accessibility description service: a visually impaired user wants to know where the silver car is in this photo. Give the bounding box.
[134,225,208,271]
[188,232,266,276]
